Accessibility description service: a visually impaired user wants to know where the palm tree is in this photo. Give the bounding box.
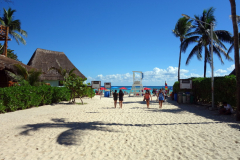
[229,0,240,121]
[227,33,240,55]
[181,7,233,77]
[172,17,192,81]
[227,16,240,55]
[6,64,42,86]
[0,7,27,45]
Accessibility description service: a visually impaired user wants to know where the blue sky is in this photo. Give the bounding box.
[1,0,238,86]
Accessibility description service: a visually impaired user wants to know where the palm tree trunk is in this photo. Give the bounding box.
[204,46,207,78]
[229,0,240,121]
[178,41,182,82]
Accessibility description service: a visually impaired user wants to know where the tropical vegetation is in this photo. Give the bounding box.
[173,75,236,107]
[0,44,20,61]
[0,7,27,45]
[6,64,42,86]
[181,7,233,77]
[172,17,192,81]
[0,85,71,113]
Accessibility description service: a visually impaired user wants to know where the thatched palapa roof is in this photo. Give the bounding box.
[0,54,36,72]
[27,48,86,81]
[229,69,235,75]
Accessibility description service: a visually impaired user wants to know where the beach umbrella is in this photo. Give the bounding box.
[128,87,131,90]
[100,87,106,90]
[144,87,151,90]
[119,87,127,90]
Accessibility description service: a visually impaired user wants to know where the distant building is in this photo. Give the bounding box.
[27,48,86,87]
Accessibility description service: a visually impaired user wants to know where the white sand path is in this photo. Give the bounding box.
[0,95,240,160]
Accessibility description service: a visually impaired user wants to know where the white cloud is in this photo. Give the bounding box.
[227,64,235,71]
[215,69,227,74]
[86,65,235,85]
[86,66,192,85]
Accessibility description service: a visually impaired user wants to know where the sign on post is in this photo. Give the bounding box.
[180,79,192,89]
[104,82,111,89]
[91,81,101,89]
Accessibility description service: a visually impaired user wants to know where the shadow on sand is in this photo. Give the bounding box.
[19,117,233,146]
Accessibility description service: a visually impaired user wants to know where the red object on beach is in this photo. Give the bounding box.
[144,87,151,90]
[119,87,127,90]
[100,87,106,90]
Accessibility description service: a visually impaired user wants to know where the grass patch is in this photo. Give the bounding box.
[76,102,87,105]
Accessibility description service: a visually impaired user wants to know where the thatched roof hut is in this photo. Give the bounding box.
[27,48,86,81]
[229,69,235,75]
[0,55,37,87]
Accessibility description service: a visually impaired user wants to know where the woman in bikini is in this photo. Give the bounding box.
[157,89,165,108]
[144,90,152,108]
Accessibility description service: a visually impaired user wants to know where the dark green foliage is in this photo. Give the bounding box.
[52,87,71,103]
[0,85,71,113]
[0,44,20,61]
[173,75,236,107]
[87,88,95,98]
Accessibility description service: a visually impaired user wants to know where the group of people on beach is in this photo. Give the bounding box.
[113,90,124,108]
[112,89,166,109]
[143,89,165,108]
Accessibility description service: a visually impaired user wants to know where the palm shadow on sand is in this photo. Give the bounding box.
[19,118,230,146]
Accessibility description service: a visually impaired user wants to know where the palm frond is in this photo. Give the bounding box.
[69,68,76,76]
[186,43,202,65]
[11,32,26,45]
[214,30,232,43]
[14,64,28,80]
[28,69,42,86]
[181,36,200,52]
[214,43,233,61]
[213,45,224,64]
[5,70,22,81]
[227,44,234,56]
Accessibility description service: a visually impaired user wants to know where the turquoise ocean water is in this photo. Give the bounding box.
[97,86,173,94]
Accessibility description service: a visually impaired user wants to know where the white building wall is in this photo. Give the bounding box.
[44,80,59,87]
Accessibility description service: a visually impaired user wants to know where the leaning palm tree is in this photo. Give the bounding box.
[0,7,27,45]
[181,7,233,77]
[172,17,192,81]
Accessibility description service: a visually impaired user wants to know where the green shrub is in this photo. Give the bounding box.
[52,87,71,103]
[173,75,236,106]
[0,85,71,113]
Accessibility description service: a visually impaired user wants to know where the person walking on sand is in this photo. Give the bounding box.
[157,89,165,108]
[119,90,124,108]
[113,90,118,108]
[144,90,152,108]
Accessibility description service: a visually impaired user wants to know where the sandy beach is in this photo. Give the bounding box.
[0,95,240,160]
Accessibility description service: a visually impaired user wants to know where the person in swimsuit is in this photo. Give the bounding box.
[144,90,152,108]
[157,89,165,108]
[113,90,118,108]
[119,90,124,109]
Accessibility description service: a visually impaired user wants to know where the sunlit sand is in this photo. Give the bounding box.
[0,96,240,159]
